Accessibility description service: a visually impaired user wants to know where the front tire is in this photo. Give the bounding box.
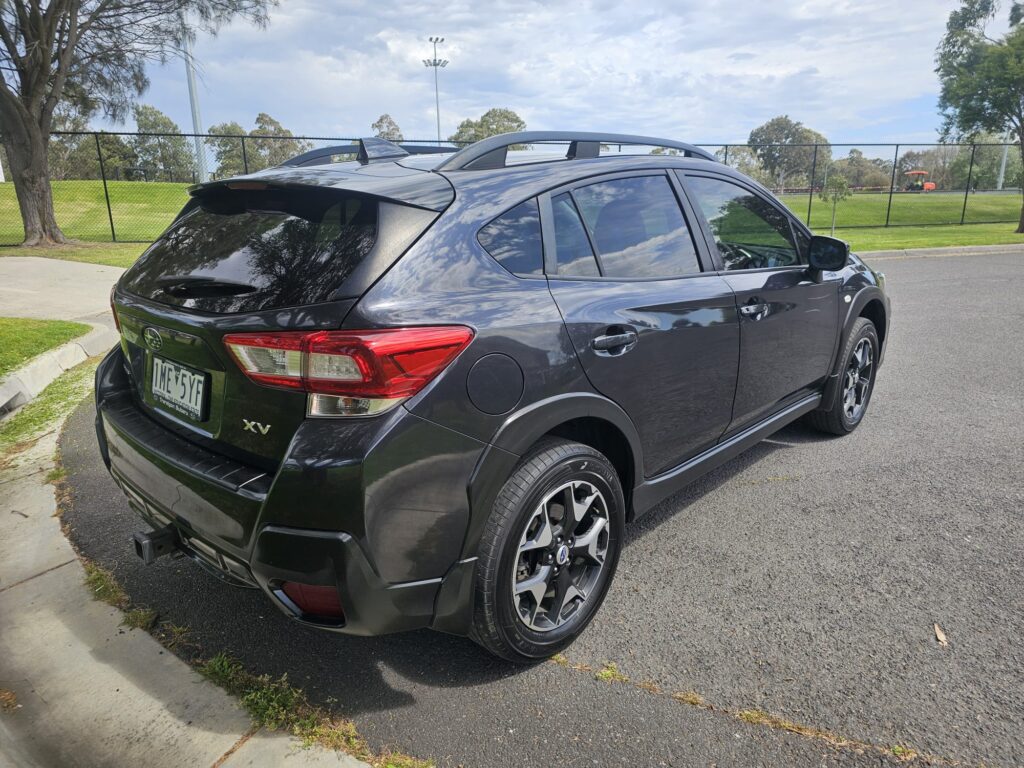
[471,438,625,664]
[807,317,879,435]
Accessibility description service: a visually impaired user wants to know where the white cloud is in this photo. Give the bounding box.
[125,0,973,144]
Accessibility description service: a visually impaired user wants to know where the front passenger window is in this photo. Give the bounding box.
[686,176,801,270]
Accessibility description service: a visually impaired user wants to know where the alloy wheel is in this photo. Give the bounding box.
[842,337,874,423]
[512,479,610,632]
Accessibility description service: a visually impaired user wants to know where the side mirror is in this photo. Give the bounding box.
[808,235,850,272]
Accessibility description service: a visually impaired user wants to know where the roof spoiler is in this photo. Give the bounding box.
[280,138,456,168]
[434,131,718,171]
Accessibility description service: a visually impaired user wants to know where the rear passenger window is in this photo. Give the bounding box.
[551,193,600,276]
[572,175,701,279]
[478,199,543,276]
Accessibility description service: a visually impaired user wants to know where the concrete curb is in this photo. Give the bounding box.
[860,242,1024,260]
[0,323,118,415]
[0,426,369,768]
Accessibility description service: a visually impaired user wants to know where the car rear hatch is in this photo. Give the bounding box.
[109,164,453,542]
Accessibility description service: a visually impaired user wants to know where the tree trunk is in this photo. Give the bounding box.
[1,115,67,246]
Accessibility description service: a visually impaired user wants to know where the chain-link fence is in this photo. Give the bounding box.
[0,133,1021,245]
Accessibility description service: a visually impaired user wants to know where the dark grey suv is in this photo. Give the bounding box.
[96,131,890,663]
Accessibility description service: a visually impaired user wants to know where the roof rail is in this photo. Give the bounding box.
[280,138,455,168]
[434,131,717,171]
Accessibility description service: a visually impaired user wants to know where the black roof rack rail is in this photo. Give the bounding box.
[434,131,717,171]
[280,138,455,168]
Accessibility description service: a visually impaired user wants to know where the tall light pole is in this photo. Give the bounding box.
[423,36,448,144]
[996,130,1011,191]
[181,16,209,182]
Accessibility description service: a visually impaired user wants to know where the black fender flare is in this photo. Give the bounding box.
[462,392,643,559]
[433,392,644,635]
[821,286,889,411]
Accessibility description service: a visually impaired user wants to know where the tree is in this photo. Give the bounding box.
[133,105,194,182]
[748,115,831,192]
[248,112,311,169]
[206,114,311,177]
[829,149,892,189]
[937,0,1024,231]
[0,1,270,246]
[207,121,247,177]
[372,114,403,141]
[818,173,852,235]
[449,108,526,145]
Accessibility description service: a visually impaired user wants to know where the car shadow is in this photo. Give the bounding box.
[59,400,836,720]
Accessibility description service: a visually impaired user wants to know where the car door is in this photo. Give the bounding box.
[542,171,739,477]
[679,172,840,435]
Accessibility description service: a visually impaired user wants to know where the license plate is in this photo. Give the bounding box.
[151,356,207,420]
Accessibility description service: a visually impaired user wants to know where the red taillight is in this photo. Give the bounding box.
[280,582,344,620]
[110,285,121,332]
[223,326,474,408]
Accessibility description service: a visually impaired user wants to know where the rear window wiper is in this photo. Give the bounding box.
[156,275,259,298]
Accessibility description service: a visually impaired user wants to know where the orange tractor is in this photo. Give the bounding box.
[904,170,936,192]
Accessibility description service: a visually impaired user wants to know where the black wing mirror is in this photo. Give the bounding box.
[808,235,850,272]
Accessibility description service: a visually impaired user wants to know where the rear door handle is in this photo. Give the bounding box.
[592,330,638,352]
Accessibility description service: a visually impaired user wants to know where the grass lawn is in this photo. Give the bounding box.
[780,189,1023,229]
[837,222,1024,252]
[0,317,92,379]
[0,180,188,244]
[0,358,98,456]
[0,242,147,268]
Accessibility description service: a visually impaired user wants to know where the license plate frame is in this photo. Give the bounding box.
[151,355,208,421]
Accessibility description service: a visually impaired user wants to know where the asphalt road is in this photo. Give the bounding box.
[59,250,1024,767]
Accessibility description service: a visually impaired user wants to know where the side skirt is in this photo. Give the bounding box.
[630,393,821,518]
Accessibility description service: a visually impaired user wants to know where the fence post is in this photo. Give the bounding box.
[884,144,900,227]
[961,144,977,225]
[722,144,729,165]
[806,144,818,225]
[95,133,117,242]
[241,136,249,174]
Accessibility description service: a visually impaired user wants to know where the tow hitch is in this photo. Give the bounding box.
[133,524,178,565]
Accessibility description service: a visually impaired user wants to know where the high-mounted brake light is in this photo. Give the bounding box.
[223,327,474,417]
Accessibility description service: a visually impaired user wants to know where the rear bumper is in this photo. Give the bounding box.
[94,346,485,636]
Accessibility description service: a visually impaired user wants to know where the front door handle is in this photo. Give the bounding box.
[592,330,638,353]
[739,302,769,320]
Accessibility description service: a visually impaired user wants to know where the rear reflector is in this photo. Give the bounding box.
[223,326,474,416]
[280,582,345,620]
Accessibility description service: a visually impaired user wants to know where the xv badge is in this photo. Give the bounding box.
[242,419,271,435]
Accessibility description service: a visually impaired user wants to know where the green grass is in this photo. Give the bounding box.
[199,652,432,767]
[0,317,91,378]
[0,180,188,244]
[83,560,129,609]
[781,189,1023,229]
[0,358,98,456]
[836,222,1024,252]
[0,242,147,268]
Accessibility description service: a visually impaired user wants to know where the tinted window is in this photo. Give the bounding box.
[478,199,543,276]
[572,176,700,278]
[551,193,600,276]
[121,188,377,313]
[686,176,801,270]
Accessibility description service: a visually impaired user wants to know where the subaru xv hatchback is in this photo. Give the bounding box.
[97,131,890,663]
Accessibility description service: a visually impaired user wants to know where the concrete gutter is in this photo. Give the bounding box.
[0,323,119,415]
[860,242,1024,260]
[0,429,368,768]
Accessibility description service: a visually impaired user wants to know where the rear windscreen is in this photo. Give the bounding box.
[120,187,378,313]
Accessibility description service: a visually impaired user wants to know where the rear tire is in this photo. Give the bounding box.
[807,317,879,435]
[471,438,624,664]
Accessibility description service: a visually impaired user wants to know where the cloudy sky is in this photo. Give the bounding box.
[114,0,999,146]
